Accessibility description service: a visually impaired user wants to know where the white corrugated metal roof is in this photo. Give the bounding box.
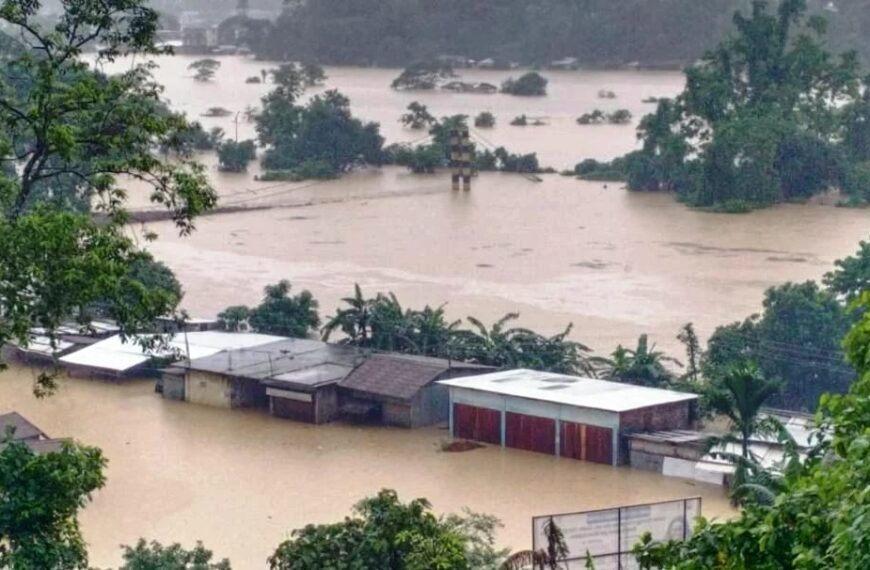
[59,332,285,372]
[438,369,697,412]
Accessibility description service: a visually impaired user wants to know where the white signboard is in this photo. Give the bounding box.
[532,497,701,569]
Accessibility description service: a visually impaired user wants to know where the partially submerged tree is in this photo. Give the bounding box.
[248,281,320,338]
[474,112,496,128]
[216,140,257,172]
[500,72,548,96]
[400,101,436,130]
[594,334,681,387]
[189,58,221,82]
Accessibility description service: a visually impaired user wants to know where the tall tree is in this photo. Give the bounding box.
[248,281,320,338]
[0,0,216,394]
[268,489,471,570]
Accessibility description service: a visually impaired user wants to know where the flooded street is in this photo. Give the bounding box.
[0,365,732,568]
[99,55,870,355]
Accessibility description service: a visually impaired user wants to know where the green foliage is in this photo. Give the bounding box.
[0,440,106,570]
[824,239,870,303]
[594,334,681,387]
[188,59,220,82]
[216,140,257,172]
[632,293,870,569]
[391,61,455,91]
[119,539,231,570]
[300,63,327,87]
[268,489,471,570]
[390,143,444,174]
[576,110,606,125]
[842,160,870,203]
[500,72,548,96]
[619,1,862,209]
[450,314,596,375]
[257,87,384,174]
[216,306,251,332]
[706,363,780,460]
[0,0,216,391]
[509,115,528,126]
[400,102,436,130]
[474,112,496,128]
[704,281,853,411]
[573,158,627,182]
[246,281,320,338]
[321,285,594,375]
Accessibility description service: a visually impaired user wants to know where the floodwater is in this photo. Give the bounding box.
[97,55,870,355]
[0,365,733,568]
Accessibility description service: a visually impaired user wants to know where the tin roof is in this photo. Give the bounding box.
[438,369,698,412]
[340,354,488,401]
[59,332,285,373]
[181,338,363,382]
[0,412,45,440]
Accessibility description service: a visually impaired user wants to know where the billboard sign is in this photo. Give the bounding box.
[532,497,701,570]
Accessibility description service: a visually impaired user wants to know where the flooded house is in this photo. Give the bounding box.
[0,412,67,455]
[59,331,282,380]
[439,369,699,466]
[165,338,363,424]
[337,354,491,428]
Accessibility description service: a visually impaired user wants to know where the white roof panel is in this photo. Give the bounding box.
[60,332,285,373]
[438,369,698,412]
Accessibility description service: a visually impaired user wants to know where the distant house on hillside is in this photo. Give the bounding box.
[338,354,491,428]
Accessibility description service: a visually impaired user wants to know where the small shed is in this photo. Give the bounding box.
[175,338,363,424]
[339,354,491,428]
[439,369,699,466]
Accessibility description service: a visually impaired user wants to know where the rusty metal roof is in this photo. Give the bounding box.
[340,354,486,401]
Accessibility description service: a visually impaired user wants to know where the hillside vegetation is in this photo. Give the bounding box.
[252,0,870,68]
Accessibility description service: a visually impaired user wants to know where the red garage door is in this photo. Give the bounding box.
[454,404,501,445]
[560,421,614,465]
[506,412,556,455]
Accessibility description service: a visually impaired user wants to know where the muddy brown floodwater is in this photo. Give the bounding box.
[94,55,870,355]
[13,55,858,566]
[0,365,733,568]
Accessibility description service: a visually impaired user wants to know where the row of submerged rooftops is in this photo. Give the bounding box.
[5,318,699,413]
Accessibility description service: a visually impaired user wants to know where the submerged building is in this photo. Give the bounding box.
[439,369,699,466]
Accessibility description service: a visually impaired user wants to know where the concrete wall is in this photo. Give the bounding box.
[185,370,232,408]
[314,386,339,424]
[162,373,186,401]
[619,401,694,433]
[410,384,450,427]
[382,401,412,427]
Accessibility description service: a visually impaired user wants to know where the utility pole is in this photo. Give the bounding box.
[450,127,473,191]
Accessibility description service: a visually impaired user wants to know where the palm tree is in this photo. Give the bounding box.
[369,292,412,352]
[707,362,781,460]
[500,517,568,570]
[451,313,530,368]
[321,283,372,346]
[593,334,681,387]
[408,304,461,358]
